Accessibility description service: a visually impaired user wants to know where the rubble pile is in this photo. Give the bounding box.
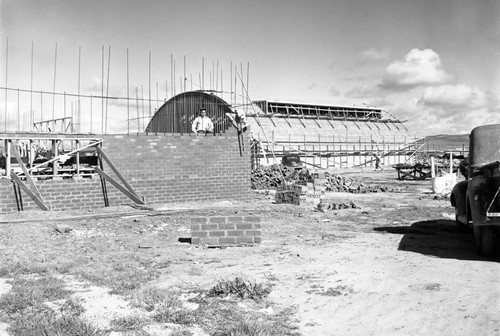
[316,200,360,212]
[252,166,388,194]
[275,179,325,206]
[251,164,308,190]
[322,172,388,193]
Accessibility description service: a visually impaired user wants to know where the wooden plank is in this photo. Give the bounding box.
[10,171,50,210]
[94,167,145,205]
[11,145,44,202]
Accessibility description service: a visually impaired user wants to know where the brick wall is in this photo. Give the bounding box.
[191,216,262,246]
[0,130,251,213]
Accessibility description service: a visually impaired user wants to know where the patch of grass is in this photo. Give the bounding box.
[208,277,271,300]
[321,285,354,297]
[75,256,161,295]
[9,305,105,336]
[0,261,50,277]
[154,302,196,325]
[59,297,85,317]
[170,327,194,336]
[196,299,300,336]
[0,275,71,316]
[130,287,196,326]
[111,314,148,331]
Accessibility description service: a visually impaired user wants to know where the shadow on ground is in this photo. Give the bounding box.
[374,219,500,262]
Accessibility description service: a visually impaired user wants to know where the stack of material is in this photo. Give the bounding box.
[317,200,360,211]
[253,166,388,193]
[251,164,308,190]
[275,181,325,206]
[321,172,387,193]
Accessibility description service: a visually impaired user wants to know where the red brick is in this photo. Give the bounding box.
[191,231,208,237]
[218,223,235,230]
[236,223,253,230]
[208,231,226,237]
[227,216,244,223]
[244,216,261,222]
[227,230,246,237]
[200,224,218,230]
[209,217,227,224]
[191,217,208,224]
[219,237,236,244]
[236,237,254,244]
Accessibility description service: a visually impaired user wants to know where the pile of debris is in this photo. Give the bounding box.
[317,171,387,193]
[252,166,388,193]
[275,179,326,206]
[251,164,308,190]
[316,200,360,212]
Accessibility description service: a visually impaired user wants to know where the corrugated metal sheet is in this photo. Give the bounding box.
[145,91,233,134]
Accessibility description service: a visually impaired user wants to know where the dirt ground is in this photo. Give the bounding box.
[1,168,499,335]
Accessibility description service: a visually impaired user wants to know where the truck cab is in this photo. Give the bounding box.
[450,124,500,256]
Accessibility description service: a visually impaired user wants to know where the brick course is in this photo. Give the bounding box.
[0,130,251,213]
[191,216,261,247]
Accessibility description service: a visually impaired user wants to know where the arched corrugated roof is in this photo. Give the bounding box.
[145,91,234,134]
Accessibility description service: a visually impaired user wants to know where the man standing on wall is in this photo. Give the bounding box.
[192,108,214,135]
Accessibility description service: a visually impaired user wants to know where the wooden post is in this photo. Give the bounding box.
[76,139,80,175]
[29,139,34,168]
[52,139,59,176]
[327,145,329,169]
[450,152,453,174]
[431,157,435,178]
[5,140,11,176]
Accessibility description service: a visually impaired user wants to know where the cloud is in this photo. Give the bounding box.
[359,48,390,62]
[418,84,491,111]
[390,90,500,136]
[379,48,452,91]
[328,86,340,97]
[344,84,381,99]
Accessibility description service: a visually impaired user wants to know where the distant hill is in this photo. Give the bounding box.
[423,134,469,152]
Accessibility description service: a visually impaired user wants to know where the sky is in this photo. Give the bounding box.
[0,0,499,136]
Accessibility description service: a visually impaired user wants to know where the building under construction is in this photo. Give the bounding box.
[144,91,421,170]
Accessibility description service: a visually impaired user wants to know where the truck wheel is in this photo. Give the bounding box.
[474,226,494,256]
[455,213,468,232]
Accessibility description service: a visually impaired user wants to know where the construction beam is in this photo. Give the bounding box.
[10,171,49,210]
[95,146,141,199]
[94,167,145,205]
[11,144,44,202]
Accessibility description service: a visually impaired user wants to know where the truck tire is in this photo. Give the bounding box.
[455,212,468,232]
[474,226,493,256]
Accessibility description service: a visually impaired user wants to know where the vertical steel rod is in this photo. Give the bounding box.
[52,42,57,121]
[4,37,8,132]
[148,50,152,119]
[78,46,81,133]
[101,45,104,134]
[90,94,93,133]
[127,48,130,135]
[135,86,140,133]
[30,41,33,131]
[105,46,111,134]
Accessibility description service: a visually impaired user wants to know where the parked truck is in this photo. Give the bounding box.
[450,124,500,256]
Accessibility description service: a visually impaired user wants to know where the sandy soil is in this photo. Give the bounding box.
[1,168,499,335]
